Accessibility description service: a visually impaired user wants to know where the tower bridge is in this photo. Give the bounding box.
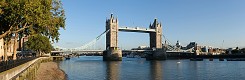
[104,14,166,61]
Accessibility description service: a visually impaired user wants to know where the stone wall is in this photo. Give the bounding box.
[0,57,52,80]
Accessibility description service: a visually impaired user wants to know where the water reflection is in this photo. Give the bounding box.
[59,57,245,80]
[150,61,163,80]
[105,60,163,80]
[105,61,121,80]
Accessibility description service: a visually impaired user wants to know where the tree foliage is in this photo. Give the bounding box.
[25,34,52,55]
[0,0,65,42]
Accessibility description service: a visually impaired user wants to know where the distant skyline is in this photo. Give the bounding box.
[54,0,245,50]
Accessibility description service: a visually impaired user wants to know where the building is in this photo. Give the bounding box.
[201,46,208,53]
[0,38,4,60]
[131,46,150,50]
[0,36,28,61]
[186,42,197,50]
[8,38,15,55]
[176,40,181,48]
[0,38,14,60]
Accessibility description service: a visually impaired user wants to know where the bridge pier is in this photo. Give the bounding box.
[103,48,122,61]
[146,49,167,60]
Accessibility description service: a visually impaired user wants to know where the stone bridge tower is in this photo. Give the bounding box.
[149,19,162,49]
[149,19,166,60]
[104,14,122,61]
[106,14,118,49]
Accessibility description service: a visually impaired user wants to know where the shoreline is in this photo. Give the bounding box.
[57,61,68,80]
[35,61,67,80]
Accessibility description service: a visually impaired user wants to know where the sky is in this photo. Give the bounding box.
[54,0,245,50]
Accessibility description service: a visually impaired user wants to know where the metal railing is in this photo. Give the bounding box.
[0,57,37,72]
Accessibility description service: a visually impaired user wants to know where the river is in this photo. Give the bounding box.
[58,56,245,80]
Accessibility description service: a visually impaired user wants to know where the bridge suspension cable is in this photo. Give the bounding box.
[162,32,173,45]
[54,29,110,51]
[77,29,110,50]
[162,31,176,51]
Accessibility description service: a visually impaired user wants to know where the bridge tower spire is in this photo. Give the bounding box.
[104,14,122,61]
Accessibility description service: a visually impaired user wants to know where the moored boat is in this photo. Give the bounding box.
[190,58,203,61]
[219,58,225,61]
[227,58,245,61]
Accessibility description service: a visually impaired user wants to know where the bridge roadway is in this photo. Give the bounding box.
[55,50,194,58]
[59,50,194,55]
[63,50,154,53]
[118,27,156,33]
[60,50,154,55]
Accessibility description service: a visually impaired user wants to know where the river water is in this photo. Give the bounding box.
[59,56,245,80]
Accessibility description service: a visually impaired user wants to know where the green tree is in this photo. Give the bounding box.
[25,34,52,56]
[0,0,65,60]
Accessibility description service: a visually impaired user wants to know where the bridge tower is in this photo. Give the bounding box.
[148,19,166,60]
[103,14,122,61]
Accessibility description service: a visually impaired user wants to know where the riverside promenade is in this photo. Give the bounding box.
[0,57,66,80]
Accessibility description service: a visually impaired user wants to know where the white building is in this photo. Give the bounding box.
[0,36,29,60]
[0,38,16,60]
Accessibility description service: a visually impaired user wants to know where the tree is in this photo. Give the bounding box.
[0,0,65,60]
[25,34,52,56]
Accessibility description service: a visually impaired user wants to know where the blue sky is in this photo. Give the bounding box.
[54,0,245,50]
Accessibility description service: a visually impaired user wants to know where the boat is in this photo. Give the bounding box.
[219,58,224,61]
[65,55,71,60]
[126,54,134,58]
[65,57,70,60]
[190,58,203,61]
[227,58,245,61]
[177,59,181,63]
